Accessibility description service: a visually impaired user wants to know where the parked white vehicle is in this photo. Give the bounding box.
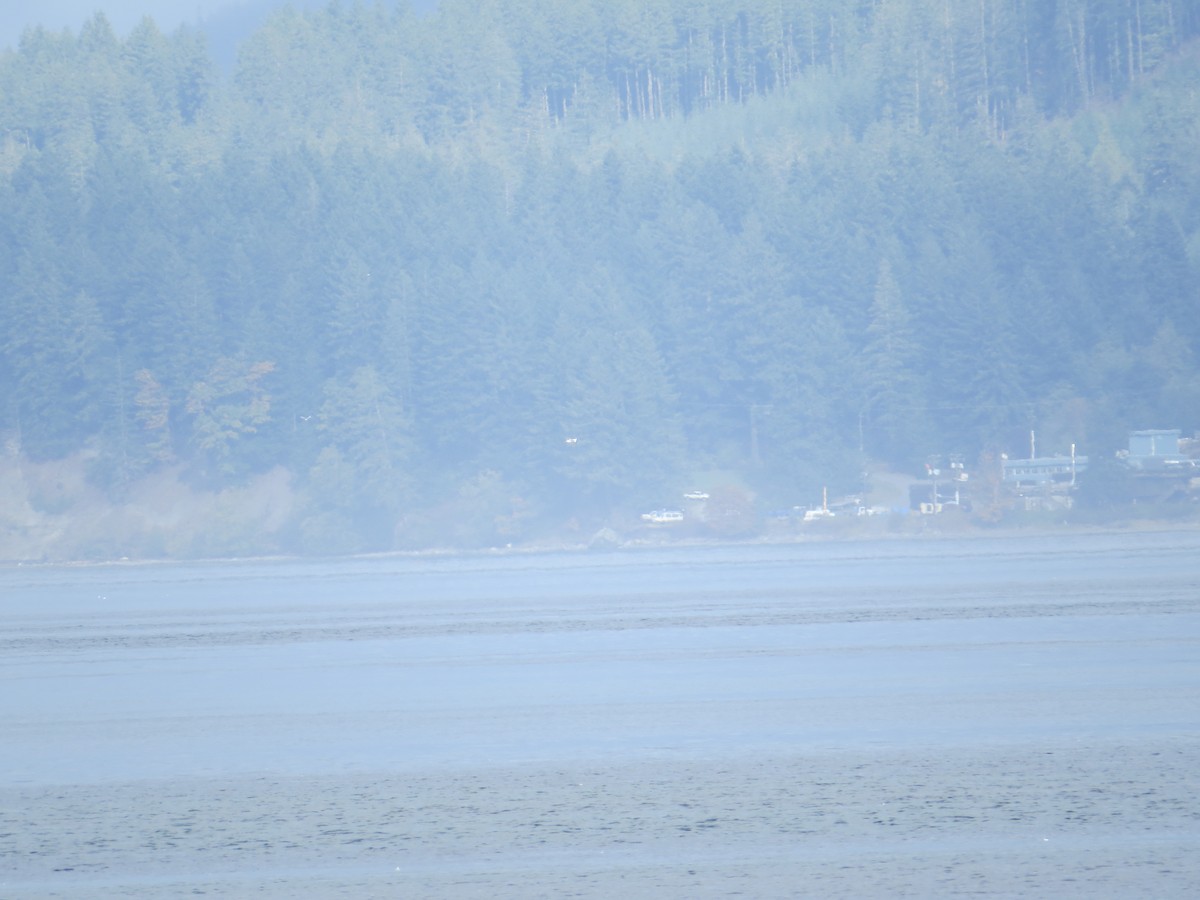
[641,509,685,524]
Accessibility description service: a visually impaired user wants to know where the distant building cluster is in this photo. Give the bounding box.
[1118,429,1199,475]
[909,429,1199,515]
[637,429,1200,531]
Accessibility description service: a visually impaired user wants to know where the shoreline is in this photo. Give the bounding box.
[4,516,1199,571]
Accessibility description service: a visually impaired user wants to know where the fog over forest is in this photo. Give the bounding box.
[0,1,229,49]
[0,0,440,55]
[1,0,1198,558]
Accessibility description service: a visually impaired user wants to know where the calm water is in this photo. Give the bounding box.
[2,532,1199,897]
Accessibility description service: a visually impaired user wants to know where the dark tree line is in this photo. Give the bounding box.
[1,1,1198,550]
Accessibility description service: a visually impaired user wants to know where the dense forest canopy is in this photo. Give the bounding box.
[1,0,1199,553]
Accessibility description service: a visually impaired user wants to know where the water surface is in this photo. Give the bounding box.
[2,532,1198,896]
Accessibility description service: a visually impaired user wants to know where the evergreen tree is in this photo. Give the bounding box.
[551,272,684,511]
[310,364,413,543]
[859,258,930,464]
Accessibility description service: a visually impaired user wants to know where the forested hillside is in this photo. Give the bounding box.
[2,0,1199,555]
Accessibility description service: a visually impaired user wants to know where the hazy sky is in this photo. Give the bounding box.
[0,0,433,51]
[0,1,241,50]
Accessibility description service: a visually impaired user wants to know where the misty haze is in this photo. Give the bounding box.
[5,533,1200,896]
[2,1,1199,897]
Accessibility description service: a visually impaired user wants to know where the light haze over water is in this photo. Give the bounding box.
[2,531,1198,896]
